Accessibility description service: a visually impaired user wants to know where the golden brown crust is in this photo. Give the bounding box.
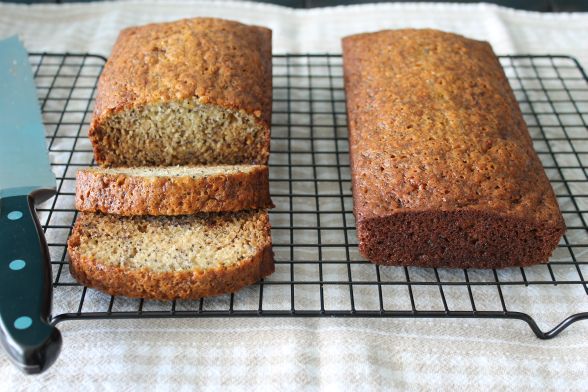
[343,29,565,267]
[89,17,272,165]
[67,213,274,300]
[75,166,273,215]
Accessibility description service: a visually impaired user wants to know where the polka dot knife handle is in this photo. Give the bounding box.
[0,196,62,374]
[0,36,62,374]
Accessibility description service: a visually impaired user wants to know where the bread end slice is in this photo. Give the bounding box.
[67,210,274,300]
[75,165,273,216]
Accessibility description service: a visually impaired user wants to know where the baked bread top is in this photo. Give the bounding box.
[91,17,272,132]
[343,29,564,230]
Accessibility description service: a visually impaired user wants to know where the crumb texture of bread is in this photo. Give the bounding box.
[342,29,565,268]
[75,165,273,215]
[89,18,272,166]
[67,210,274,300]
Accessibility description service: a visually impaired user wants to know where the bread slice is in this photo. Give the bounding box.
[89,18,272,166]
[67,210,274,300]
[75,165,272,216]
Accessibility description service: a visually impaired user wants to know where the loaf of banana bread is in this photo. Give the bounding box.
[89,18,272,166]
[342,29,565,268]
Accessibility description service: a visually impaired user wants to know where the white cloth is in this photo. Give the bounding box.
[1,1,588,390]
[1,0,588,66]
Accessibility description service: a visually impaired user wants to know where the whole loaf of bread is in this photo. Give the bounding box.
[342,29,565,268]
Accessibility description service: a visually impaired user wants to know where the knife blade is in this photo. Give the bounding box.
[0,36,62,374]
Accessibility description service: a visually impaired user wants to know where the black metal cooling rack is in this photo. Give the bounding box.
[30,53,588,339]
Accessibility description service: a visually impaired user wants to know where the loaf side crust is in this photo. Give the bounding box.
[343,29,566,267]
[67,213,274,300]
[358,210,564,268]
[75,166,273,215]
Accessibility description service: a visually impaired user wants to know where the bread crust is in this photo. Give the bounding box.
[342,29,566,268]
[67,213,274,300]
[89,17,272,165]
[75,166,273,215]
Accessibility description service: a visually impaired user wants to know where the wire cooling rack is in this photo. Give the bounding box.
[30,53,588,339]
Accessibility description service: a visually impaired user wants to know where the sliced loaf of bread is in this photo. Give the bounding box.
[75,165,272,216]
[67,209,273,300]
[89,18,272,166]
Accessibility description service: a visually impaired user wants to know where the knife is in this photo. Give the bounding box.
[0,36,62,374]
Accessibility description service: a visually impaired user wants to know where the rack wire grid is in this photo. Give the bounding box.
[29,52,588,339]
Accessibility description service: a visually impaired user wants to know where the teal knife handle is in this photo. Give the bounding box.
[0,195,62,374]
